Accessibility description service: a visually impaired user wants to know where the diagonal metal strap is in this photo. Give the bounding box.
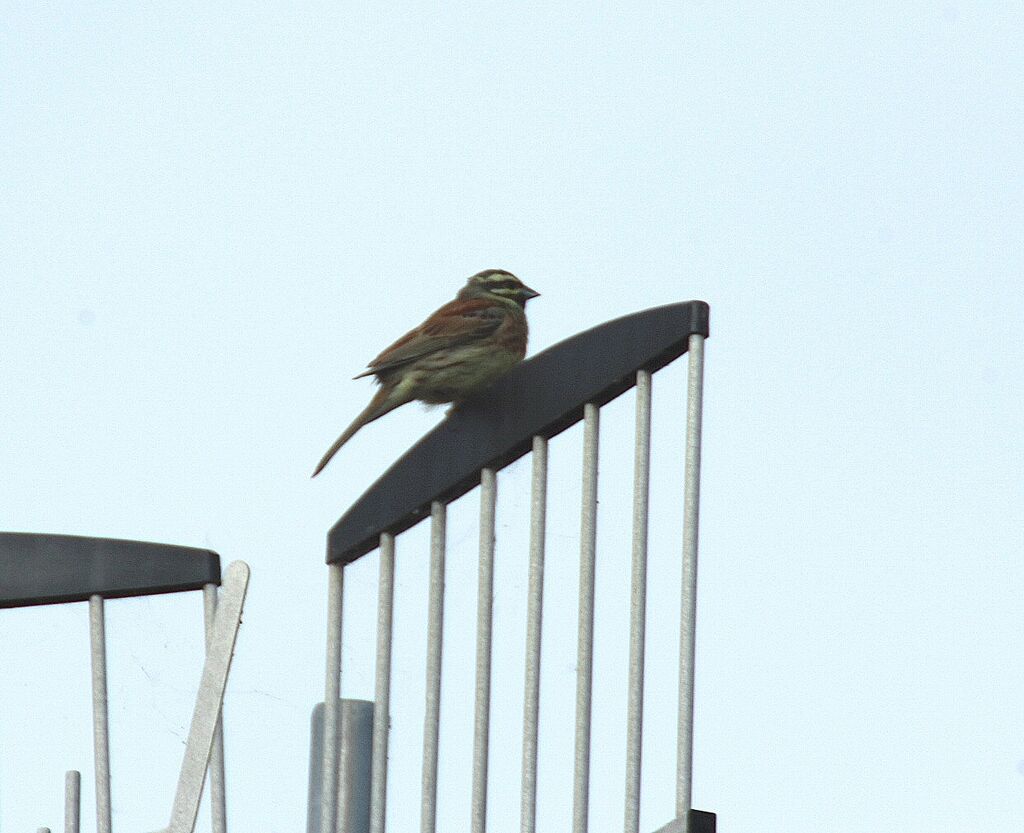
[150,560,250,833]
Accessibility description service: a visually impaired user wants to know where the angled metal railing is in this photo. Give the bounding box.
[316,300,714,833]
[0,533,248,833]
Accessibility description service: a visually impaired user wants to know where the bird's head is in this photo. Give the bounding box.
[458,269,540,308]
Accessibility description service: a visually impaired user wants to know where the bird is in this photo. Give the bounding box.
[312,269,540,477]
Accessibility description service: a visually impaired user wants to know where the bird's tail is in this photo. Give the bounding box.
[311,385,408,477]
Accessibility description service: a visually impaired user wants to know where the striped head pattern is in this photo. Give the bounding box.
[458,269,540,308]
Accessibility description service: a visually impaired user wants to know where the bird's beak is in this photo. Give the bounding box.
[522,286,541,300]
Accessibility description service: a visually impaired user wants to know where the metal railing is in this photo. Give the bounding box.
[0,533,249,833]
[316,301,714,833]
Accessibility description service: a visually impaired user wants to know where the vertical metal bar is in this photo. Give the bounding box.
[65,770,81,833]
[339,701,375,833]
[472,468,498,833]
[89,594,112,833]
[308,704,326,833]
[677,334,706,825]
[309,701,374,833]
[421,501,447,833]
[520,436,548,833]
[624,370,653,833]
[321,563,345,833]
[369,533,396,833]
[572,403,600,833]
[203,584,228,833]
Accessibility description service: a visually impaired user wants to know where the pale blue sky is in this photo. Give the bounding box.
[2,3,1023,832]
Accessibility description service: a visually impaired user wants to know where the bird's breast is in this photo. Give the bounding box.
[494,306,528,358]
[410,343,522,403]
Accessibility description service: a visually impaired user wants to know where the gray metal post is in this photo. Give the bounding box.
[677,334,706,829]
[203,584,228,833]
[321,563,345,833]
[625,370,653,833]
[64,770,81,833]
[520,436,548,833]
[573,403,600,833]
[369,534,396,833]
[421,501,447,833]
[472,468,497,833]
[307,700,374,833]
[89,594,112,833]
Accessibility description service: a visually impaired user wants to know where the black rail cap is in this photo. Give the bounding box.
[691,809,717,833]
[327,300,709,565]
[0,532,221,609]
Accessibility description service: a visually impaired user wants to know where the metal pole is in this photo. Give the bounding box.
[340,701,375,833]
[472,468,498,833]
[624,370,653,833]
[307,704,325,833]
[64,770,81,833]
[421,501,447,833]
[203,584,228,833]
[307,700,374,833]
[321,563,345,833]
[89,594,112,833]
[573,403,600,833]
[369,534,396,833]
[162,560,250,833]
[520,436,548,833]
[677,334,706,826]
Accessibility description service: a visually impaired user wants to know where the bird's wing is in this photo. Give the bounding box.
[354,298,506,378]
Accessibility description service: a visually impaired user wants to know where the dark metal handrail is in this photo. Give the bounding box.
[0,532,221,608]
[327,300,710,564]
